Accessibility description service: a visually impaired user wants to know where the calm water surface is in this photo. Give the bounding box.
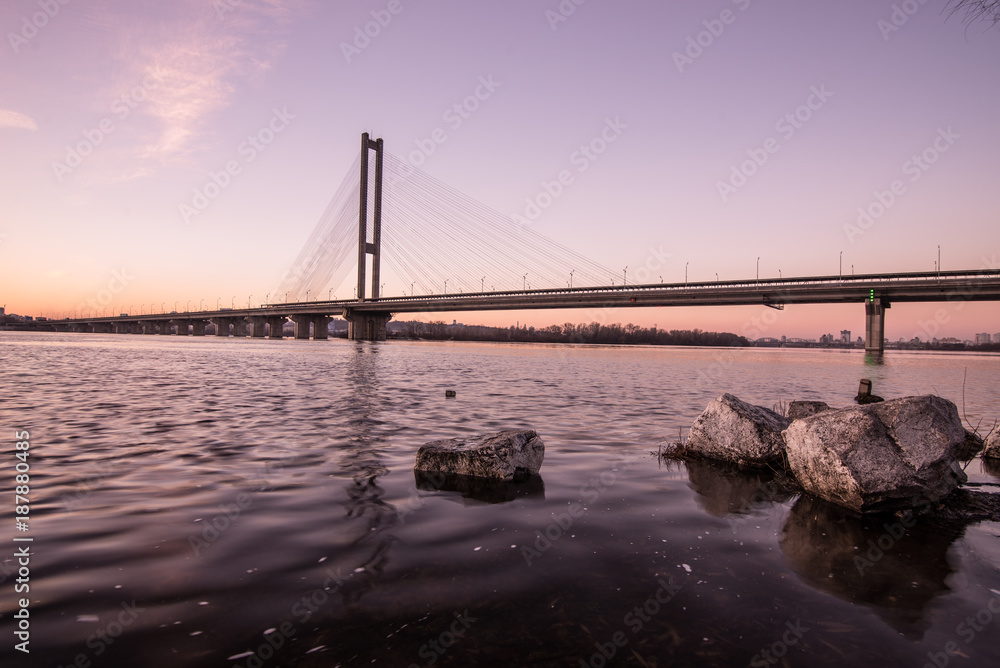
[1,332,999,667]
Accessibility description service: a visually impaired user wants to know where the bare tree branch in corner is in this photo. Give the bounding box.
[947,0,1000,27]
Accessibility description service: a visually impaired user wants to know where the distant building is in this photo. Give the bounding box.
[994,332,1000,343]
[975,333,992,345]
[840,330,851,343]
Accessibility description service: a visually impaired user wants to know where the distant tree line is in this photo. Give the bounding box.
[392,320,748,347]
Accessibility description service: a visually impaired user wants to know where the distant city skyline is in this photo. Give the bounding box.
[1,1,999,339]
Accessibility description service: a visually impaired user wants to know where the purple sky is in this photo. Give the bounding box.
[1,0,998,339]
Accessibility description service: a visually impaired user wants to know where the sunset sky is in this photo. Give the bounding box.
[1,0,998,340]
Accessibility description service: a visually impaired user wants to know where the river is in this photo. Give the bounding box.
[1,332,998,667]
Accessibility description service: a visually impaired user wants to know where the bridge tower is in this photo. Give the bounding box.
[344,132,392,341]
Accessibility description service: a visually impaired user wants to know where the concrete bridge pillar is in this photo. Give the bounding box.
[231,318,248,337]
[865,299,889,356]
[174,320,189,335]
[191,320,207,336]
[313,316,331,340]
[157,322,172,335]
[292,315,312,339]
[249,317,267,338]
[343,309,391,341]
[213,317,230,337]
[141,321,156,335]
[266,317,286,339]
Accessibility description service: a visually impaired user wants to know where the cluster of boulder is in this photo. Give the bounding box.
[683,392,997,514]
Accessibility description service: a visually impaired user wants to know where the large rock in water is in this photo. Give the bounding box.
[783,395,967,513]
[414,429,544,481]
[686,394,790,467]
[983,429,1000,460]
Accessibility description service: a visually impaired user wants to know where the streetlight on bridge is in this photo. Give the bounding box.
[522,274,527,291]
[756,257,760,283]
[411,282,415,296]
[231,296,235,309]
[481,276,485,292]
[685,262,689,285]
[569,269,574,288]
[623,266,628,286]
[444,279,449,293]
[248,295,252,309]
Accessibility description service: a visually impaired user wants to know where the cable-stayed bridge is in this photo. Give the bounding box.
[46,134,1000,355]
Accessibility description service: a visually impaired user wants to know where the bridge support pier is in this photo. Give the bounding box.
[191,320,207,336]
[213,317,230,337]
[174,320,189,335]
[343,310,391,342]
[250,317,268,338]
[865,300,889,356]
[292,315,312,339]
[267,317,286,339]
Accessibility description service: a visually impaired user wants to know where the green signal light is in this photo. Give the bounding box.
[869,289,875,302]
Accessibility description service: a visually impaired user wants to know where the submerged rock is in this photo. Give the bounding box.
[414,429,544,482]
[686,393,790,467]
[787,401,830,420]
[783,395,967,513]
[983,429,1000,460]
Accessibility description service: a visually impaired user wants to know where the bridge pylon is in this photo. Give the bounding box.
[357,132,383,302]
[347,132,391,341]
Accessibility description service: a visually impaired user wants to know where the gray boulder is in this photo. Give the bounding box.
[787,401,830,420]
[414,429,544,481]
[984,429,1000,460]
[686,394,790,467]
[783,395,967,513]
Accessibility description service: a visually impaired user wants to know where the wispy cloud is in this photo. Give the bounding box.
[0,110,38,130]
[75,0,303,181]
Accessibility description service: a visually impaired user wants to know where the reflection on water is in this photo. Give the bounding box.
[414,469,546,504]
[685,459,794,517]
[780,495,962,638]
[686,458,969,639]
[336,344,397,602]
